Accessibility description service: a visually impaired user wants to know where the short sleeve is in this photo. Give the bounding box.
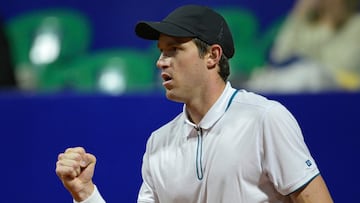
[137,136,158,203]
[262,102,320,195]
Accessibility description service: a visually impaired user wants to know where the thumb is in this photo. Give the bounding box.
[77,153,97,184]
[80,153,96,168]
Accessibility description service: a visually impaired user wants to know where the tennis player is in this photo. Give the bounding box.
[56,4,333,203]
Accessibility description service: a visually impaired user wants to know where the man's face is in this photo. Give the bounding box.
[156,34,209,103]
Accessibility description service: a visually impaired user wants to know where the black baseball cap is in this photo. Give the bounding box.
[135,5,235,59]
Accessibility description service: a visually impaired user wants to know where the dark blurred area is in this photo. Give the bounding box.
[0,15,16,89]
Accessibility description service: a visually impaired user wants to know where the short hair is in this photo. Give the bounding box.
[192,38,230,82]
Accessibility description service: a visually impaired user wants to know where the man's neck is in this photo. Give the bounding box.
[186,81,226,124]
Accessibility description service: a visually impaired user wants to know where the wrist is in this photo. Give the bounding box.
[72,182,95,202]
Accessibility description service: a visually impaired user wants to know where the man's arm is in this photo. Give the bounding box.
[290,175,333,203]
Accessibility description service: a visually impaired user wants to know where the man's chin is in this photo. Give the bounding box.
[165,90,183,103]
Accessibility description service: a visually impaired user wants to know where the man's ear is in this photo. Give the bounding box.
[207,44,222,68]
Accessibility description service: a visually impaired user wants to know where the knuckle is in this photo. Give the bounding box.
[57,153,64,160]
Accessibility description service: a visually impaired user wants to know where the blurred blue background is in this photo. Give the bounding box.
[0,0,359,202]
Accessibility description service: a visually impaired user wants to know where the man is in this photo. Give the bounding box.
[56,5,333,203]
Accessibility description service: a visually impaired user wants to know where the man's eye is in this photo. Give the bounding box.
[168,47,177,53]
[163,47,177,56]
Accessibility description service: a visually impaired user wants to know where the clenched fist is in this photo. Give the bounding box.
[56,147,97,202]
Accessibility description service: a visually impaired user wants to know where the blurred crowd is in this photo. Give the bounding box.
[245,0,360,93]
[1,0,360,94]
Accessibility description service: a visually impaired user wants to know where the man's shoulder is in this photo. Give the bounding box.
[233,89,279,110]
[151,112,184,136]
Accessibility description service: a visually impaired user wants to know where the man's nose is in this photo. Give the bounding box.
[156,53,170,69]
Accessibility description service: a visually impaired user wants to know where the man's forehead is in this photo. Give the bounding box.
[158,34,193,46]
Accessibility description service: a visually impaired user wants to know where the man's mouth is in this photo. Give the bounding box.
[161,72,173,89]
[161,72,172,82]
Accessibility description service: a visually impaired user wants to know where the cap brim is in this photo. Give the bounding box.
[135,21,196,40]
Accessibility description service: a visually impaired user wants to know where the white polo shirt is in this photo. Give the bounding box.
[137,82,319,203]
[79,82,319,203]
